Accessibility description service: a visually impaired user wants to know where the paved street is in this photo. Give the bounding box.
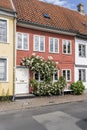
[0,100,87,130]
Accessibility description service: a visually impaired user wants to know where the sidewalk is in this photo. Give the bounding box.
[0,93,87,112]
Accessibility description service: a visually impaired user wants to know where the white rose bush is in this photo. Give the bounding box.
[21,55,66,96]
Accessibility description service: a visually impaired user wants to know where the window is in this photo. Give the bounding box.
[17,32,29,50]
[34,72,44,82]
[63,40,71,54]
[52,70,59,82]
[34,35,45,52]
[78,69,86,82]
[34,71,58,82]
[0,19,7,42]
[49,37,59,53]
[79,44,86,57]
[62,69,71,81]
[0,59,7,81]
[43,13,50,19]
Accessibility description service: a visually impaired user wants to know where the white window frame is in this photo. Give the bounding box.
[0,18,9,43]
[62,40,72,54]
[34,35,45,52]
[34,71,44,82]
[62,69,71,82]
[78,69,86,82]
[16,32,29,50]
[78,44,86,57]
[49,37,59,53]
[0,58,8,82]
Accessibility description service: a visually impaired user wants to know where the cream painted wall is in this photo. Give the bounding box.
[0,16,14,96]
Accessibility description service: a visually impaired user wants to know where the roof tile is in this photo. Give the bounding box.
[0,0,14,11]
[13,0,87,35]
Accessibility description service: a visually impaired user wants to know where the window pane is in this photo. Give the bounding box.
[54,71,58,80]
[40,36,44,51]
[82,45,86,57]
[82,70,86,82]
[34,36,39,51]
[79,44,86,57]
[67,70,70,80]
[17,33,22,49]
[0,20,7,42]
[0,59,7,81]
[79,44,81,56]
[23,34,28,50]
[63,70,66,79]
[79,70,81,80]
[50,38,53,52]
[63,41,66,53]
[79,69,86,82]
[35,72,39,80]
[40,74,44,81]
[67,41,70,53]
[55,39,58,53]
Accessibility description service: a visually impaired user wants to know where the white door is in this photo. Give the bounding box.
[15,68,29,95]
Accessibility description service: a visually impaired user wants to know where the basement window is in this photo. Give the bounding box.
[43,13,50,19]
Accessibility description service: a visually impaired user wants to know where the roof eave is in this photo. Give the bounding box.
[17,20,77,36]
[76,32,87,39]
[0,8,17,17]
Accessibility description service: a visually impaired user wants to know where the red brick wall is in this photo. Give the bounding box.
[16,26,75,85]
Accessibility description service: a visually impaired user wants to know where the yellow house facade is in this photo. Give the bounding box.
[0,0,16,99]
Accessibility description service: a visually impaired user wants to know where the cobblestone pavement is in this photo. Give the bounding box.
[0,93,87,112]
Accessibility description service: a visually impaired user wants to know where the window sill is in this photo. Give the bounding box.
[34,51,45,53]
[0,41,9,44]
[79,56,86,58]
[49,52,59,54]
[66,80,71,82]
[0,81,9,83]
[17,49,29,51]
[62,53,72,55]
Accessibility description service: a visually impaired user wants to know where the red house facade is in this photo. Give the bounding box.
[15,25,75,95]
[13,0,87,95]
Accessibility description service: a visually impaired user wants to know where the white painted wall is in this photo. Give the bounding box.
[75,38,87,65]
[75,66,87,89]
[75,38,87,89]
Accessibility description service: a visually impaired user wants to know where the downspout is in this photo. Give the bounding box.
[12,14,16,101]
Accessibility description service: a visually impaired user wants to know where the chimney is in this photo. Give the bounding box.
[77,3,85,15]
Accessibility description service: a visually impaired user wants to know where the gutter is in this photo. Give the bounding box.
[0,8,16,17]
[76,32,87,39]
[12,13,17,101]
[17,20,77,36]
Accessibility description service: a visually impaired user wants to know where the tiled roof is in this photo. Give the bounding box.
[0,0,14,11]
[13,0,87,35]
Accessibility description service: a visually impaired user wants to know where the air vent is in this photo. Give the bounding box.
[43,13,50,19]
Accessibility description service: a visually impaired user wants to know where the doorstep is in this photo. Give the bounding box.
[15,93,35,100]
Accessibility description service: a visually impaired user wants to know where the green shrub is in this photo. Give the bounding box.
[37,82,52,96]
[70,80,85,95]
[51,81,61,95]
[30,79,38,94]
[30,76,67,96]
[58,76,66,92]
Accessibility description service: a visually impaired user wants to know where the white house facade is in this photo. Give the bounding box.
[75,38,87,89]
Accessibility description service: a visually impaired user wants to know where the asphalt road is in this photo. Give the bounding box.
[0,100,87,130]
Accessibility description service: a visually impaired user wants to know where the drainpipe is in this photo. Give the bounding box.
[12,14,16,101]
